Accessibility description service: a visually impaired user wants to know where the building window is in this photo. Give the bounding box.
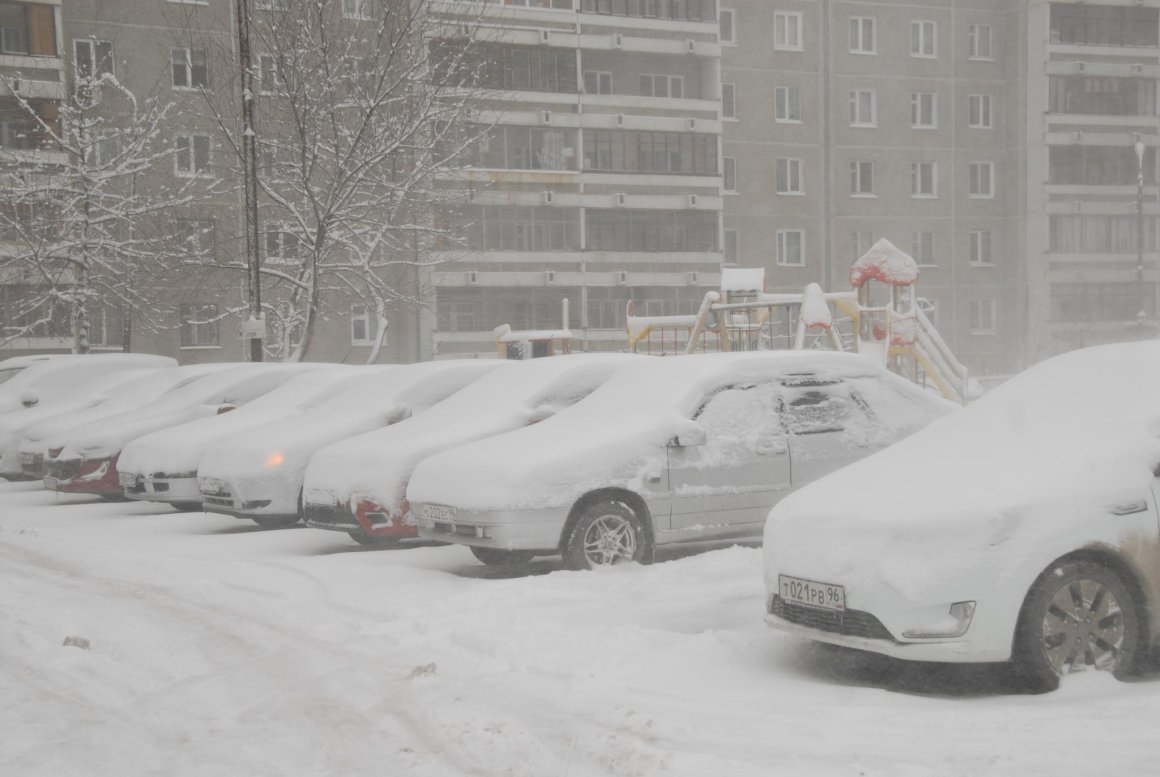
[724,229,739,264]
[351,304,375,344]
[849,17,875,54]
[640,74,683,99]
[776,229,804,266]
[849,89,877,127]
[1050,214,1160,254]
[171,48,208,89]
[177,219,215,258]
[910,20,936,58]
[447,205,581,251]
[969,299,996,334]
[910,161,937,197]
[174,135,211,177]
[258,54,288,95]
[852,230,874,259]
[850,160,875,196]
[774,11,803,51]
[968,94,992,128]
[581,129,717,175]
[88,305,125,349]
[968,23,993,60]
[723,156,737,192]
[968,161,994,198]
[910,91,937,129]
[86,133,120,167]
[1049,5,1158,47]
[721,82,736,119]
[1048,76,1156,117]
[775,85,800,122]
[585,210,718,251]
[0,2,55,57]
[720,8,735,45]
[911,231,934,265]
[264,228,302,263]
[776,158,802,195]
[179,304,219,348]
[970,230,993,265]
[74,39,113,81]
[583,70,612,95]
[342,0,371,20]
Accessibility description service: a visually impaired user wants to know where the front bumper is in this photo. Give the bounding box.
[122,473,201,504]
[45,454,122,495]
[414,502,567,551]
[19,450,45,480]
[198,474,296,519]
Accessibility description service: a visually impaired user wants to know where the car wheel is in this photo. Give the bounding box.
[251,515,300,528]
[470,546,535,566]
[1013,559,1141,692]
[562,499,648,571]
[172,502,202,512]
[347,531,398,547]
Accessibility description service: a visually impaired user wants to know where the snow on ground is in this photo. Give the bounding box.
[1,479,1157,777]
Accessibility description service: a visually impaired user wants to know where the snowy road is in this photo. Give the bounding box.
[1,480,1156,777]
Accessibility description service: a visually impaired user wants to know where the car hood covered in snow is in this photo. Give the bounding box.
[117,365,382,477]
[0,354,176,417]
[763,341,1160,600]
[304,353,641,513]
[52,363,316,460]
[405,350,931,512]
[197,359,507,487]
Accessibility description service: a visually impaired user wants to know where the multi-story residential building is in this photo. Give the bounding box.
[425,0,724,358]
[721,0,1026,378]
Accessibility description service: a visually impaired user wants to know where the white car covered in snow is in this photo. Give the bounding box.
[408,351,952,569]
[764,341,1160,691]
[44,363,315,497]
[118,365,380,510]
[0,353,175,418]
[302,353,641,546]
[197,360,504,527]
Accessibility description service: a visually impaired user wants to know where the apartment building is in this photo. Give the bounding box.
[425,0,724,358]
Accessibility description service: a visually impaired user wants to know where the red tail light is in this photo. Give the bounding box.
[48,447,63,458]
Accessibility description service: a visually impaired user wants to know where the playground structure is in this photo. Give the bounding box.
[626,239,971,403]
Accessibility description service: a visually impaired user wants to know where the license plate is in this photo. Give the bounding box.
[779,574,846,612]
[119,472,137,487]
[200,478,225,496]
[422,504,457,523]
[43,476,58,490]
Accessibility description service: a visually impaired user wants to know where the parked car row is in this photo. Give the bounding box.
[7,343,1158,692]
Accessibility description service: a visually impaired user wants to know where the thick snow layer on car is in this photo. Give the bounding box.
[848,238,920,288]
[304,354,640,513]
[2,483,1154,777]
[117,365,383,477]
[52,363,317,460]
[0,353,175,416]
[197,359,508,499]
[764,341,1160,599]
[406,351,950,512]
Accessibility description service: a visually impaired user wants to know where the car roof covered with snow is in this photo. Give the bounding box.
[0,353,176,416]
[303,353,642,510]
[405,350,951,512]
[196,359,508,482]
[117,364,388,476]
[53,362,319,459]
[763,340,1160,593]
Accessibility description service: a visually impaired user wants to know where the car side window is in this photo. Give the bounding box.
[781,383,856,435]
[691,382,783,455]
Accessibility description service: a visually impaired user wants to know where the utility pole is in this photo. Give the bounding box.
[235,0,264,361]
[1136,134,1148,330]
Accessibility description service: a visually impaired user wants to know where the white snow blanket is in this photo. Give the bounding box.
[0,353,175,417]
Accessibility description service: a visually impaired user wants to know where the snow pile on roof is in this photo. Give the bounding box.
[848,239,920,288]
[799,283,833,330]
[765,341,1160,596]
[407,351,928,513]
[496,329,574,343]
[118,365,375,476]
[721,267,765,294]
[304,354,640,515]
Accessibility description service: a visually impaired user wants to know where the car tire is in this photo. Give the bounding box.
[1012,559,1141,692]
[347,532,398,547]
[470,546,536,566]
[562,499,649,571]
[251,515,300,528]
[172,502,202,512]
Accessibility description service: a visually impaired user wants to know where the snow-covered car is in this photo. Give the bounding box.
[763,341,1160,692]
[0,353,175,418]
[197,359,505,527]
[44,363,317,497]
[0,354,60,388]
[117,365,379,510]
[303,353,641,546]
[408,351,952,569]
[15,363,240,481]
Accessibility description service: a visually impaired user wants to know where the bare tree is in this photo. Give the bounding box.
[0,63,203,353]
[187,0,490,362]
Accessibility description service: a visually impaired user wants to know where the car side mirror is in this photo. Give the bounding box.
[672,424,707,448]
[20,389,38,408]
[216,403,236,415]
